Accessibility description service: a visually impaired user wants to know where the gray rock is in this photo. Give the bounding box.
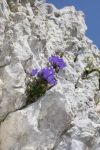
[0,0,100,150]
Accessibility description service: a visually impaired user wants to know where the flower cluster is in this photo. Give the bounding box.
[31,55,66,86]
[49,55,66,69]
[26,55,66,105]
[39,67,57,85]
[31,69,38,76]
[31,67,57,85]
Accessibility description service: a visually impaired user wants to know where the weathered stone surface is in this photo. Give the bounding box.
[0,0,100,150]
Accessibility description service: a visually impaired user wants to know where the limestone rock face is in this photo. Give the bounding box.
[0,0,100,150]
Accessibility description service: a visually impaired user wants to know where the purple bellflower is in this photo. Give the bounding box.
[49,55,66,69]
[31,69,38,76]
[38,67,57,85]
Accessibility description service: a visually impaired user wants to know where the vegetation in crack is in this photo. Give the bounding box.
[74,55,100,89]
[75,65,100,90]
[25,54,67,105]
[82,68,100,79]
[82,67,100,89]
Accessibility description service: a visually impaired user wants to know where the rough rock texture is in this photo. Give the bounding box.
[0,0,100,150]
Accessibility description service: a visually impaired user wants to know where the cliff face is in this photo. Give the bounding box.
[0,0,100,150]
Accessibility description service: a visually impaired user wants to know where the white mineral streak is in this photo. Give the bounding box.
[0,0,100,150]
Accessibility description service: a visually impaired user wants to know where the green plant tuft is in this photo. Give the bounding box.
[26,77,48,105]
